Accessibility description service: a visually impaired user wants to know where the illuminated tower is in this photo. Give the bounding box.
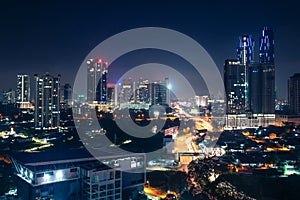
[87,58,108,103]
[135,78,150,104]
[236,35,254,111]
[118,78,134,107]
[225,26,276,125]
[34,73,60,129]
[237,35,254,66]
[16,74,30,104]
[259,26,275,114]
[259,27,274,64]
[224,59,246,114]
[150,78,170,106]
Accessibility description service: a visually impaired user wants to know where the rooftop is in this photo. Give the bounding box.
[10,147,94,166]
[10,147,145,167]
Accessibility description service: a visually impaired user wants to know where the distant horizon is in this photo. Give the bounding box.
[1,64,298,101]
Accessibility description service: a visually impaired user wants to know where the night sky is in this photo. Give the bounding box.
[0,0,299,99]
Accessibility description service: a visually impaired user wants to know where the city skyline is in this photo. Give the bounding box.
[225,27,275,115]
[0,1,300,99]
[0,25,293,110]
[1,1,300,200]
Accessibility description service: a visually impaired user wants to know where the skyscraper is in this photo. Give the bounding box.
[135,78,150,104]
[150,78,170,106]
[288,73,300,115]
[116,78,151,109]
[87,58,108,103]
[107,83,116,105]
[259,27,275,114]
[237,35,254,66]
[224,27,276,128]
[16,74,30,104]
[34,73,60,129]
[248,63,262,113]
[2,89,15,105]
[224,59,246,114]
[118,78,134,107]
[63,83,72,106]
[236,35,254,110]
[259,27,275,64]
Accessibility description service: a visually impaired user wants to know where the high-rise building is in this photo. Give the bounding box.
[224,27,276,128]
[116,78,151,109]
[16,74,30,104]
[63,83,72,106]
[248,63,263,113]
[224,59,246,114]
[150,78,170,106]
[236,35,254,109]
[87,58,108,103]
[226,28,275,114]
[135,78,150,104]
[107,83,116,105]
[288,73,300,115]
[259,27,275,64]
[2,89,15,105]
[118,78,134,107]
[34,73,60,129]
[195,96,209,107]
[259,27,275,114]
[237,35,254,66]
[59,84,72,106]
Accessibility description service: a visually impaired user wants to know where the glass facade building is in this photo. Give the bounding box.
[288,73,300,115]
[224,59,246,114]
[248,63,263,114]
[87,59,108,103]
[237,35,254,66]
[259,27,275,114]
[225,27,275,116]
[150,78,170,106]
[259,27,275,64]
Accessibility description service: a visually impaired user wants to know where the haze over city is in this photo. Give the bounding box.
[1,1,300,200]
[1,1,300,98]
